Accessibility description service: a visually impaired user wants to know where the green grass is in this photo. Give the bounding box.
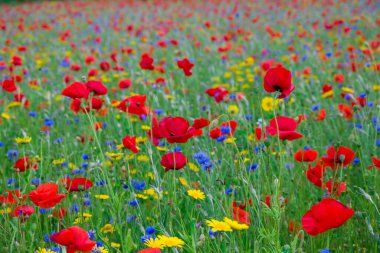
[0,0,379,252]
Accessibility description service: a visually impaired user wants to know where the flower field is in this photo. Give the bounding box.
[0,0,379,252]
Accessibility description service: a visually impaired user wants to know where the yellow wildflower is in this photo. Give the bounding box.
[322,90,334,98]
[110,242,120,248]
[188,162,200,172]
[15,136,32,144]
[100,224,114,233]
[225,137,236,144]
[206,219,232,232]
[95,195,110,200]
[35,248,55,253]
[137,155,150,162]
[141,125,151,131]
[7,101,22,110]
[179,177,188,186]
[1,112,11,119]
[52,158,65,165]
[0,207,11,214]
[144,237,165,249]
[157,146,169,152]
[105,152,123,161]
[187,189,205,200]
[228,105,239,115]
[136,194,148,200]
[261,97,274,112]
[136,137,148,143]
[223,217,249,230]
[157,235,185,248]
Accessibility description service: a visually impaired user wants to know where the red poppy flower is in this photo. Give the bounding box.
[353,96,366,108]
[294,149,318,162]
[192,118,210,129]
[139,53,154,70]
[159,116,195,143]
[53,207,67,220]
[266,116,303,141]
[263,67,295,99]
[85,55,96,65]
[85,80,108,96]
[13,157,37,172]
[110,52,118,62]
[62,177,93,192]
[99,61,110,71]
[156,77,166,84]
[338,104,353,120]
[301,198,354,236]
[321,146,355,170]
[368,156,380,170]
[71,64,81,71]
[87,97,105,111]
[10,205,34,221]
[147,117,166,146]
[177,58,194,76]
[325,179,346,197]
[264,195,288,208]
[29,183,65,208]
[138,249,161,253]
[70,99,82,113]
[119,79,132,89]
[50,226,96,253]
[317,109,326,121]
[160,152,187,172]
[122,135,139,153]
[221,120,238,135]
[288,220,302,235]
[2,79,17,92]
[254,127,266,141]
[62,82,90,100]
[88,68,98,77]
[12,55,23,66]
[117,95,149,117]
[233,201,250,225]
[14,93,30,108]
[206,87,229,103]
[0,189,26,205]
[304,160,325,188]
[334,73,345,83]
[209,127,222,139]
[261,59,275,71]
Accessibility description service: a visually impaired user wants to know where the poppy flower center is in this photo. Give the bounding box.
[273,85,282,92]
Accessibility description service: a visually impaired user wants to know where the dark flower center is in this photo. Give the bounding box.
[273,85,282,92]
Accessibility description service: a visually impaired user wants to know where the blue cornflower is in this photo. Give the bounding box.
[44,118,54,126]
[28,111,38,117]
[225,187,233,195]
[54,137,64,144]
[247,164,258,171]
[128,200,139,206]
[7,149,19,159]
[127,215,137,222]
[145,226,155,235]
[216,135,226,142]
[132,180,145,191]
[140,235,152,243]
[31,178,40,186]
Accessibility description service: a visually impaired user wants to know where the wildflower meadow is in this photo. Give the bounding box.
[0,0,379,252]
